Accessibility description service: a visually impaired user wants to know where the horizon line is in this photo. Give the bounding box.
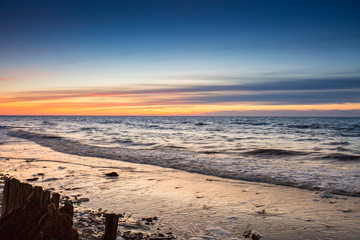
[1,114,359,118]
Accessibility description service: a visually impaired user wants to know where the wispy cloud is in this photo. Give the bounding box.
[1,77,360,105]
[1,76,360,115]
[206,110,360,117]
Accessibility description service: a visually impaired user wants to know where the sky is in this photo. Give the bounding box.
[1,0,360,116]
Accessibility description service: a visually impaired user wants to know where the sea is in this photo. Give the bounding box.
[0,116,359,197]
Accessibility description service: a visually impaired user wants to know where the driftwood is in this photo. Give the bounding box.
[0,178,78,240]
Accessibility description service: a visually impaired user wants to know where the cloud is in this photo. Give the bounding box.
[205,110,360,117]
[1,76,359,107]
[190,77,360,92]
[184,90,360,105]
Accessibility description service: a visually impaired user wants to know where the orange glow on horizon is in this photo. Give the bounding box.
[1,100,360,116]
[1,86,360,116]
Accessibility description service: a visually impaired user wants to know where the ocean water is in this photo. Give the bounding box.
[0,116,359,196]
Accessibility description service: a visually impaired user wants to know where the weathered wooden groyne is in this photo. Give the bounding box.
[0,178,118,240]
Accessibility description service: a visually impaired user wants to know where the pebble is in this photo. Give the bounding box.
[105,172,119,177]
[243,230,263,240]
[26,177,39,181]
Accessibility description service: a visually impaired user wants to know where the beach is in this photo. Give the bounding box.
[2,0,360,238]
[1,130,360,239]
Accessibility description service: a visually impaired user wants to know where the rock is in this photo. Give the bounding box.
[243,230,263,240]
[78,198,90,203]
[144,217,153,222]
[105,172,119,177]
[43,177,61,182]
[255,209,266,215]
[26,177,39,181]
[142,216,158,222]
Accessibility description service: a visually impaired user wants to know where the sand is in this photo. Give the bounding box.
[0,134,360,239]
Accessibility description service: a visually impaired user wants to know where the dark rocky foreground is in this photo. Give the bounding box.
[73,208,175,240]
[0,174,175,240]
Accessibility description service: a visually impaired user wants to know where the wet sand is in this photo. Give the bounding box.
[0,135,360,239]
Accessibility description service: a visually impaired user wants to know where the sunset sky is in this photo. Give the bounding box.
[1,0,360,116]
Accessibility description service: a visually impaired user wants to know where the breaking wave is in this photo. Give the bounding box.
[6,129,360,197]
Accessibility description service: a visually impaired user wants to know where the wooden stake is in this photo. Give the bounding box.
[1,178,11,216]
[33,186,43,203]
[42,189,51,207]
[102,213,119,240]
[51,193,60,209]
[20,183,33,204]
[9,178,21,211]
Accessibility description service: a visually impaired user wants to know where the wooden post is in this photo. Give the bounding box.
[0,183,79,240]
[20,183,33,204]
[51,193,60,209]
[2,179,36,216]
[33,186,43,207]
[8,178,21,211]
[1,178,11,216]
[42,189,51,207]
[102,213,119,240]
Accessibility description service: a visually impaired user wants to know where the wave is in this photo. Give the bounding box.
[322,153,360,161]
[6,129,360,197]
[41,135,63,139]
[295,138,320,142]
[244,149,306,157]
[112,139,133,144]
[112,138,156,147]
[151,145,185,150]
[79,127,98,131]
[206,128,223,132]
[231,121,268,126]
[339,132,360,137]
[287,124,322,129]
[325,141,350,146]
[100,120,123,124]
[195,122,208,126]
[41,120,57,126]
[200,151,224,154]
[145,124,174,130]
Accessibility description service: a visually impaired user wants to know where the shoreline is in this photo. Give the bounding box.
[7,128,360,198]
[0,134,360,239]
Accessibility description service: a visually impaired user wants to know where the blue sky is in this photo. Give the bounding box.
[1,0,360,115]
